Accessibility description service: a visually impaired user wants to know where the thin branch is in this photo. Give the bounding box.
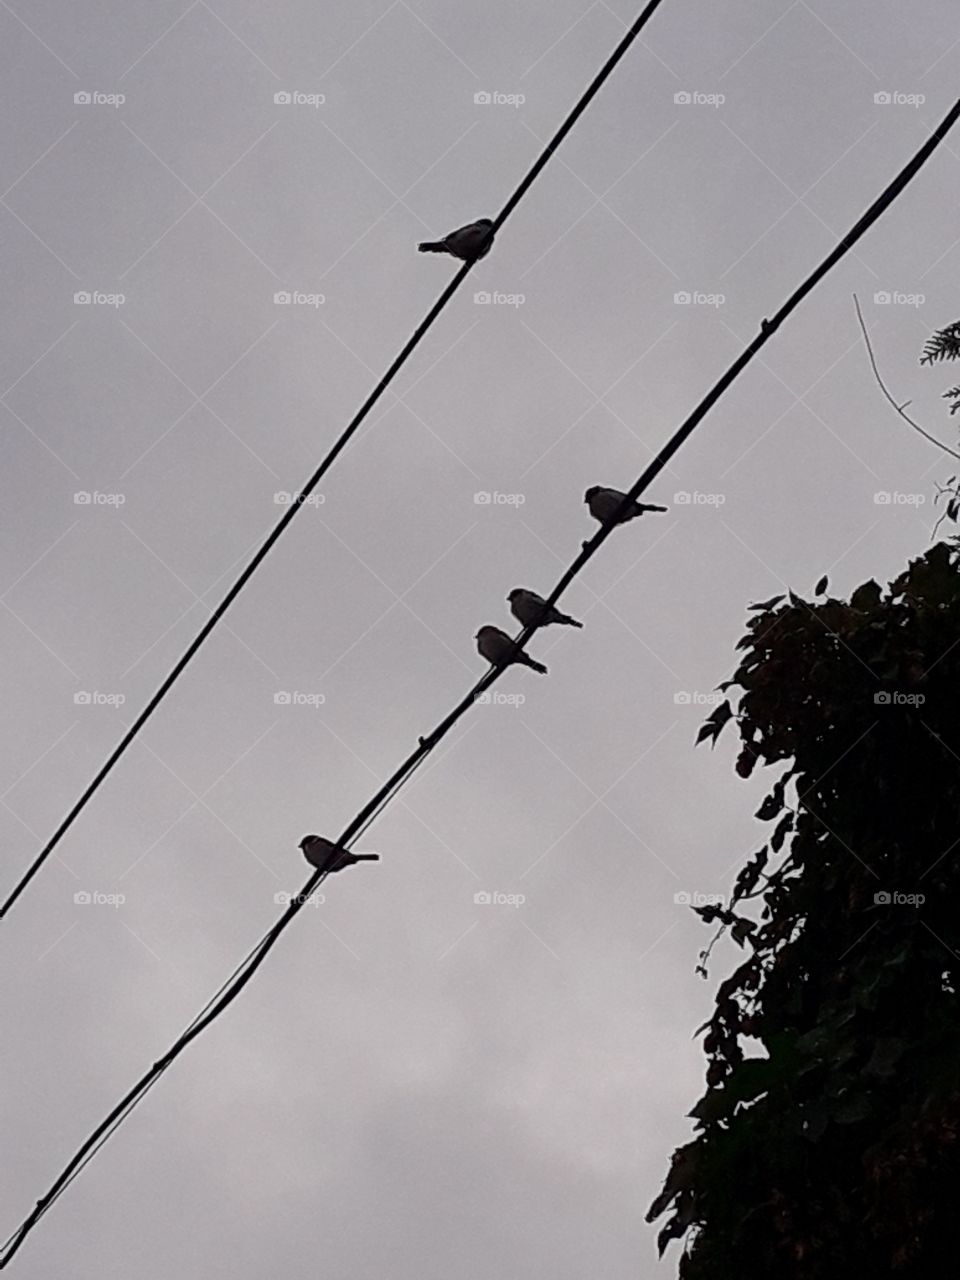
[853,293,960,462]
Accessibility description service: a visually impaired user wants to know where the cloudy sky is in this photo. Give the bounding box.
[1,1,957,1275]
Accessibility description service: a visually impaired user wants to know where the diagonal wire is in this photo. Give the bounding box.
[3,95,957,1269]
[0,0,669,922]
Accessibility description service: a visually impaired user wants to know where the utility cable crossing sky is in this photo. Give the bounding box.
[0,0,668,921]
[3,86,958,1266]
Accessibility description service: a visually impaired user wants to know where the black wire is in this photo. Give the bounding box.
[0,867,344,1252]
[0,0,669,923]
[4,96,957,1270]
[533,95,960,597]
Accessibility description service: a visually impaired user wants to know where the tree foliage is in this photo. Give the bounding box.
[648,542,960,1277]
[920,319,960,414]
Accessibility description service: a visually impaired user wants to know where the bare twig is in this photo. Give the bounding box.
[853,293,960,462]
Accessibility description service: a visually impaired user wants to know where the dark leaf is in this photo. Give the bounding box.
[770,813,794,852]
[696,701,733,749]
[755,778,786,821]
[815,575,828,595]
[731,917,757,948]
[748,594,785,612]
[920,320,960,364]
[757,788,788,819]
[692,904,726,924]
[850,580,882,611]
[689,1087,730,1124]
[707,700,734,727]
[864,1037,905,1078]
[725,1056,773,1103]
[736,748,757,779]
[733,847,768,901]
[656,1212,690,1257]
[646,1145,700,1222]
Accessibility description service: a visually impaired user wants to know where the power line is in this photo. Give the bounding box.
[0,0,669,922]
[0,928,283,1258]
[4,96,957,1270]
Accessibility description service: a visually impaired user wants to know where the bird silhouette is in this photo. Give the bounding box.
[475,625,547,674]
[299,835,379,875]
[507,588,583,629]
[584,485,668,527]
[418,218,494,261]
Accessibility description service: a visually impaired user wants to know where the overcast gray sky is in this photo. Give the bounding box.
[1,1,958,1275]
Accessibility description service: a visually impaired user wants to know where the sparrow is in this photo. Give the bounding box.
[299,835,379,875]
[475,625,547,674]
[418,218,494,261]
[584,485,668,527]
[507,588,583,629]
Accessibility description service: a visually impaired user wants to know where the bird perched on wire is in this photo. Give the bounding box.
[585,485,668,527]
[507,588,583,629]
[475,625,547,674]
[299,835,379,876]
[418,218,494,261]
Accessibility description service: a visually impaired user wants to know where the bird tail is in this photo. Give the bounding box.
[558,613,583,628]
[331,852,379,873]
[640,503,668,513]
[522,655,548,675]
[418,241,448,253]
